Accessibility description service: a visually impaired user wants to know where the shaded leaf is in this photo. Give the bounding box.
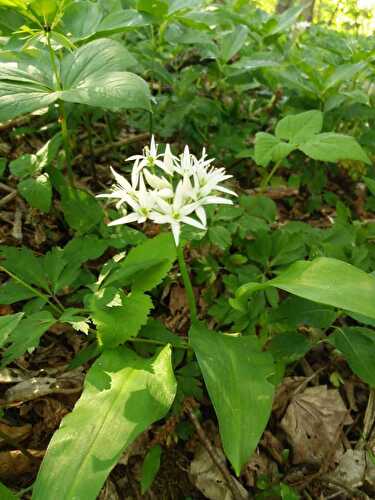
[329,327,375,387]
[32,345,176,500]
[234,257,375,320]
[190,322,275,475]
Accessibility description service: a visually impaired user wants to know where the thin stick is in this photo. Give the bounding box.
[186,405,249,500]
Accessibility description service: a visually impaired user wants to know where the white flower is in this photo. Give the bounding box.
[126,135,165,182]
[96,166,139,209]
[98,138,237,246]
[108,176,156,226]
[151,180,205,246]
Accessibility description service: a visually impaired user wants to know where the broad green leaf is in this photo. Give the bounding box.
[190,322,275,475]
[0,246,50,291]
[208,226,231,250]
[0,40,150,121]
[140,445,162,494]
[103,233,176,292]
[60,187,103,233]
[90,289,153,348]
[267,5,304,36]
[0,279,37,304]
[140,320,187,349]
[18,173,52,212]
[275,110,323,144]
[234,257,375,320]
[271,296,336,329]
[0,312,24,348]
[0,81,58,122]
[299,133,371,165]
[0,481,18,500]
[219,24,248,63]
[137,0,168,17]
[0,50,59,121]
[1,311,55,367]
[324,63,366,92]
[61,39,137,88]
[254,132,280,167]
[268,332,311,365]
[61,0,102,40]
[29,0,58,20]
[330,327,375,387]
[364,177,375,197]
[32,345,177,500]
[254,132,294,167]
[9,154,38,178]
[60,72,150,111]
[95,9,149,36]
[231,57,280,72]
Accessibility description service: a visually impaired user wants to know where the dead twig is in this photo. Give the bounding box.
[0,191,17,208]
[185,402,249,500]
[73,132,149,164]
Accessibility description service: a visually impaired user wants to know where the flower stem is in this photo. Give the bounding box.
[176,244,198,323]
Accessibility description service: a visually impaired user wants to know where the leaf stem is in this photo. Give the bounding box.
[128,337,190,350]
[0,266,62,315]
[260,160,282,191]
[176,244,198,323]
[45,31,74,187]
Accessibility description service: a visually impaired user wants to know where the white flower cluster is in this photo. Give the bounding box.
[98,136,237,246]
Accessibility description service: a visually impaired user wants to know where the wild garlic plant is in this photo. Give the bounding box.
[98,136,237,321]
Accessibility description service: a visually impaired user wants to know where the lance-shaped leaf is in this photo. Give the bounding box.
[329,327,375,387]
[0,39,150,122]
[232,257,375,320]
[190,322,275,475]
[32,345,176,500]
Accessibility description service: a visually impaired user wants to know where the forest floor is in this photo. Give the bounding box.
[1,119,375,500]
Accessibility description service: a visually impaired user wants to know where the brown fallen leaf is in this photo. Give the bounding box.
[243,451,279,488]
[0,449,43,480]
[189,444,247,500]
[281,385,352,465]
[4,371,83,403]
[98,479,120,500]
[0,422,32,447]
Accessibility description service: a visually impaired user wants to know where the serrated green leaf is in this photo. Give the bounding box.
[0,246,50,291]
[90,288,153,348]
[60,187,103,233]
[18,173,52,212]
[0,312,24,348]
[190,322,275,475]
[0,279,37,304]
[103,233,176,292]
[32,345,176,500]
[208,226,232,250]
[1,311,55,367]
